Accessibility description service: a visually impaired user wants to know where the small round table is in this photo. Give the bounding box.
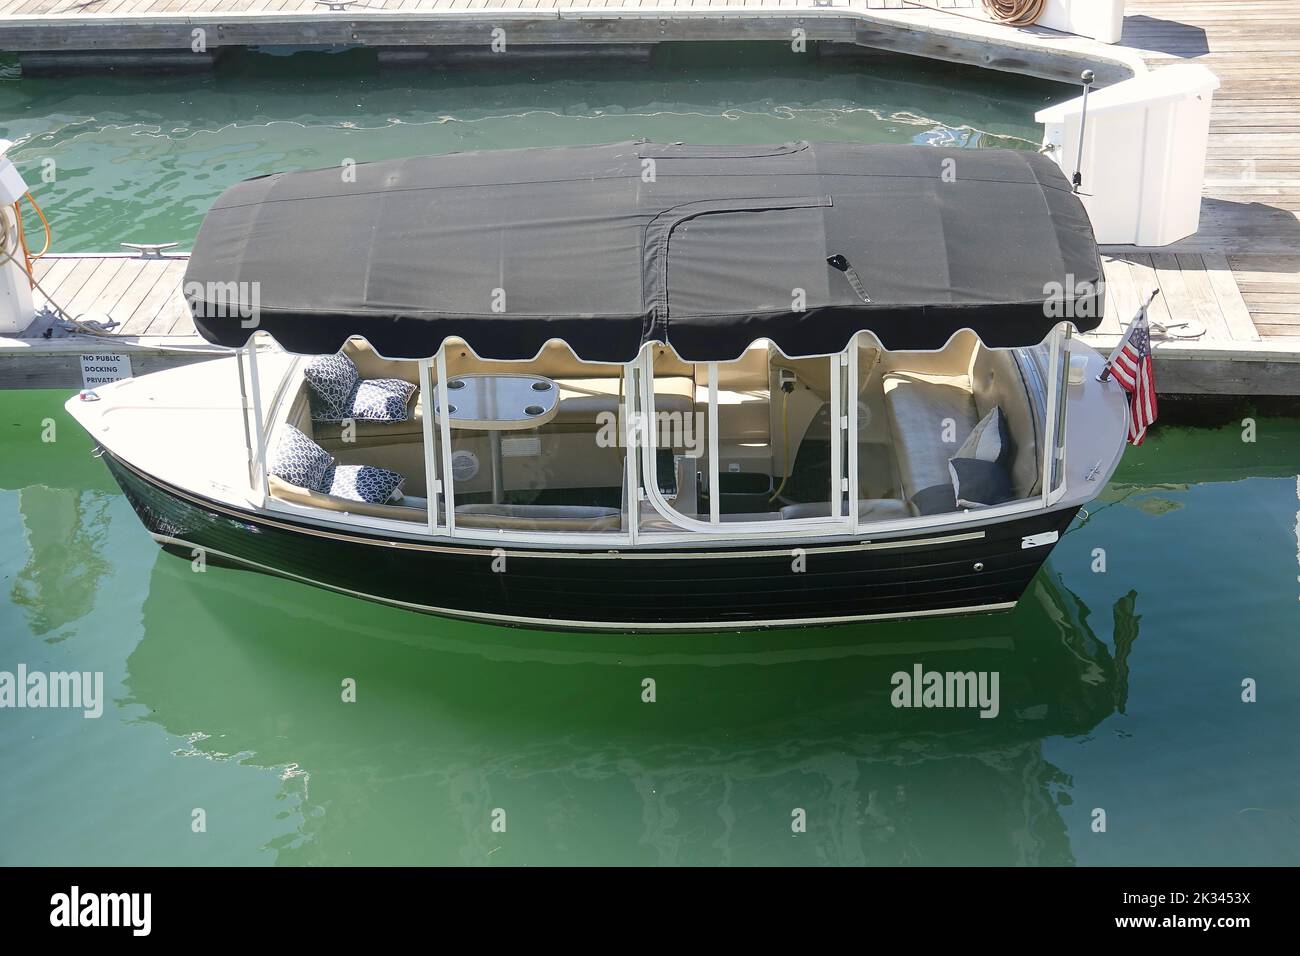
[434,374,560,503]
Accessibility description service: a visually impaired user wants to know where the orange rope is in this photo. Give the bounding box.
[11,191,52,288]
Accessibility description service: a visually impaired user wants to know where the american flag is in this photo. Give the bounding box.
[1104,292,1159,445]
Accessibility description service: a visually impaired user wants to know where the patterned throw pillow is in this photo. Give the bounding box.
[323,464,405,504]
[350,378,416,422]
[304,353,361,422]
[268,424,335,490]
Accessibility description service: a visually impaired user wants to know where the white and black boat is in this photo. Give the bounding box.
[67,141,1128,631]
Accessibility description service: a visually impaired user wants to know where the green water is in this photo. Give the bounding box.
[3,391,1299,865]
[3,50,1300,866]
[0,45,1062,252]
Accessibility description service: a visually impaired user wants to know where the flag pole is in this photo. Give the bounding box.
[1072,70,1095,194]
[1099,288,1160,382]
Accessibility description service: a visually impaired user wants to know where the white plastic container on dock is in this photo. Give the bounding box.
[1036,64,1220,247]
[0,141,36,335]
[1037,0,1126,45]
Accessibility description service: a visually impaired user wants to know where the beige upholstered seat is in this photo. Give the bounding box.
[882,370,979,504]
[882,344,1042,511]
[305,339,423,443]
[971,347,1041,499]
[779,499,911,521]
[268,474,425,521]
[454,503,622,533]
[312,392,424,443]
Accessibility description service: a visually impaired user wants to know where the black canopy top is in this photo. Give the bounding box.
[186,140,1102,362]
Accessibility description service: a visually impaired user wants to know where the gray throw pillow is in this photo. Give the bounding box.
[268,424,334,490]
[954,406,1009,465]
[912,483,957,515]
[948,457,1014,509]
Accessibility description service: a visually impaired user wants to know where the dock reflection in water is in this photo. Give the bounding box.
[9,485,114,639]
[122,551,1136,866]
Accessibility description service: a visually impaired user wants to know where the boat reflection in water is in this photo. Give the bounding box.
[123,551,1141,865]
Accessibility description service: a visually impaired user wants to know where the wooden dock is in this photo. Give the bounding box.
[1084,0,1300,392]
[0,0,1297,394]
[0,253,223,389]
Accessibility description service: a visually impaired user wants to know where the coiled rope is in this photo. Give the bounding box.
[1,197,226,351]
[0,198,84,328]
[982,0,1046,27]
[13,190,51,279]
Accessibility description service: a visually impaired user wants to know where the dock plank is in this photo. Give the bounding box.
[30,257,77,301]
[1122,254,1173,330]
[61,257,127,318]
[116,261,189,336]
[1101,254,1139,336]
[89,257,151,318]
[1202,252,1264,342]
[1152,252,1231,342]
[44,257,106,315]
[102,260,173,328]
[1170,253,1235,342]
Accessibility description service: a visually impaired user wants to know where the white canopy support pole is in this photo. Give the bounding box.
[435,346,456,536]
[830,352,843,522]
[418,358,439,534]
[707,361,720,525]
[845,337,859,528]
[1050,325,1073,503]
[623,362,639,547]
[246,338,269,501]
[235,348,255,491]
[1041,324,1063,508]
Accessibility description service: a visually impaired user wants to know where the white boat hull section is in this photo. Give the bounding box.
[67,350,295,511]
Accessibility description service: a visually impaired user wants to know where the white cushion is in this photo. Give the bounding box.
[882,371,977,502]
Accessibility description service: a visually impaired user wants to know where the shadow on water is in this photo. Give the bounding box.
[121,547,1139,865]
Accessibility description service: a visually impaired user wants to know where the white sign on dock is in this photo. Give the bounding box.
[80,353,132,387]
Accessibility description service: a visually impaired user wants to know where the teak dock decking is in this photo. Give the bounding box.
[1,0,1297,395]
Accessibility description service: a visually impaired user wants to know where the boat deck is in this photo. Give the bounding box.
[1,0,1297,392]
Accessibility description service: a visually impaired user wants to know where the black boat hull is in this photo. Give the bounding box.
[105,452,1079,632]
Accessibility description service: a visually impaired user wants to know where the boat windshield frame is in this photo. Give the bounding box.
[241,326,1075,548]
